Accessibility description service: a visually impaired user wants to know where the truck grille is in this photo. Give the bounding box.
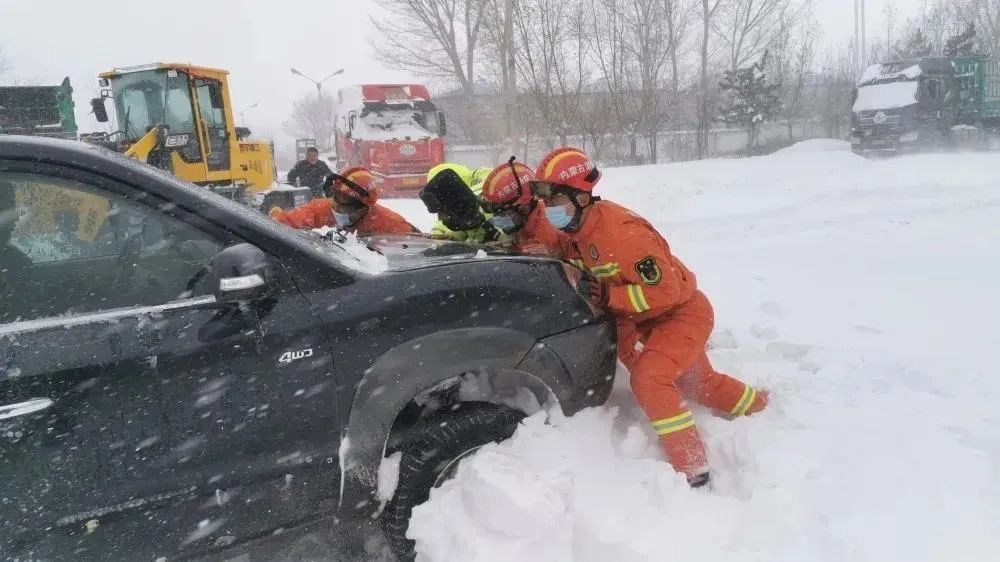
[388,160,433,174]
[858,111,903,136]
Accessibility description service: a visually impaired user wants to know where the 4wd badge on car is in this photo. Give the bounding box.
[279,349,314,365]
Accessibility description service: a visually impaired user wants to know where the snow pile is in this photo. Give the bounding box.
[853,81,919,111]
[773,138,848,153]
[400,142,1000,562]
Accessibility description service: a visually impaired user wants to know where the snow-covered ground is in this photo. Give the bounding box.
[384,140,1000,562]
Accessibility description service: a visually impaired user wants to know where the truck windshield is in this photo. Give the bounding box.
[853,80,919,112]
[359,105,438,139]
[111,69,198,148]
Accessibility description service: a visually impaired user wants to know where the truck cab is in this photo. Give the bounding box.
[850,58,958,154]
[335,84,447,197]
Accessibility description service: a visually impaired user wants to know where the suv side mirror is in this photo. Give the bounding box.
[211,243,272,302]
[91,98,109,123]
[438,111,447,136]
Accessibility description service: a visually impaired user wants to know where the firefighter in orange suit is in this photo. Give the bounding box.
[531,147,769,488]
[478,157,565,256]
[270,167,418,236]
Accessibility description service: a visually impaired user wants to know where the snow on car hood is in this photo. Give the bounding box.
[853,80,918,112]
[365,234,514,271]
[305,227,389,274]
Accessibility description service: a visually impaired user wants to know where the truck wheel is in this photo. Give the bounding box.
[380,402,525,560]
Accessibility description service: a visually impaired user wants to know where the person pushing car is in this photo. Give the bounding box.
[270,166,417,236]
[531,146,769,488]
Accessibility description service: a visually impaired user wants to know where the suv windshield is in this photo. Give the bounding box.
[110,69,199,159]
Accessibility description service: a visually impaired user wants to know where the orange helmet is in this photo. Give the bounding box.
[479,158,535,212]
[534,147,601,193]
[324,167,379,207]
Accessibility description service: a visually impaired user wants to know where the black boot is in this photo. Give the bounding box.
[688,471,711,488]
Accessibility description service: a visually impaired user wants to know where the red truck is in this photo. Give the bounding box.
[334,84,447,197]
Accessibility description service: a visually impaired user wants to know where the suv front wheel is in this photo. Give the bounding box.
[380,401,525,560]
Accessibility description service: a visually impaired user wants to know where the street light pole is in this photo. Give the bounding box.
[290,67,345,99]
[239,102,259,127]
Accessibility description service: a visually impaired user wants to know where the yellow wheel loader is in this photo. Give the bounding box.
[89,63,278,200]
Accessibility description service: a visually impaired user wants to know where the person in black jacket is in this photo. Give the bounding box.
[286,147,333,196]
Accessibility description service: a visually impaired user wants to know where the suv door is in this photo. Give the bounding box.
[0,165,339,560]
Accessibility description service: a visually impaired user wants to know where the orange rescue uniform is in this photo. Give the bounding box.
[563,200,767,478]
[271,198,417,236]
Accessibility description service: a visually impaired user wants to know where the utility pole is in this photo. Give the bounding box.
[854,0,867,75]
[861,0,866,68]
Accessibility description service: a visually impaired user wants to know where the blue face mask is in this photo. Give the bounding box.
[544,204,573,230]
[333,211,355,228]
[489,214,517,233]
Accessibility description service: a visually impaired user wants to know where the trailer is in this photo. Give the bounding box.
[0,77,77,138]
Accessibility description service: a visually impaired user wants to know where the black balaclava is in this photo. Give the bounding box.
[419,169,485,231]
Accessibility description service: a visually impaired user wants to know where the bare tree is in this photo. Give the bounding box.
[513,0,588,146]
[696,0,726,159]
[713,0,791,73]
[480,0,521,154]
[371,0,489,95]
[589,0,644,163]
[664,1,698,95]
[813,45,855,139]
[577,92,615,159]
[283,92,337,151]
[770,7,818,140]
[621,0,679,163]
[960,0,1000,55]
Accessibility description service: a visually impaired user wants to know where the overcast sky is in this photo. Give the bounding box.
[2,0,924,152]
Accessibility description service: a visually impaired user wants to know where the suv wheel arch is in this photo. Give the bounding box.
[336,328,574,517]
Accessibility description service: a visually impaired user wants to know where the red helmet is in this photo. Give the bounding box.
[534,147,601,193]
[326,167,379,207]
[480,160,535,211]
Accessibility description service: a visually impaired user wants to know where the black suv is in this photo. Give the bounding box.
[0,137,616,561]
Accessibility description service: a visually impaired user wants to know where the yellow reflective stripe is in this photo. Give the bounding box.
[589,262,621,278]
[730,385,758,416]
[626,284,651,313]
[652,411,695,435]
[569,258,585,269]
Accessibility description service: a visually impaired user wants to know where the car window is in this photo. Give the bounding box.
[0,172,223,323]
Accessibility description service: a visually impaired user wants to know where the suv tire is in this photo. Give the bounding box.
[380,401,525,560]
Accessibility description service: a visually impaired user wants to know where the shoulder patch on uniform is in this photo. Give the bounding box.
[635,256,662,285]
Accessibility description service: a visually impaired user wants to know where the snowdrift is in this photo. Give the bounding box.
[383,141,1000,562]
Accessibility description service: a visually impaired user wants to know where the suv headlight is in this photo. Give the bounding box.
[900,132,919,143]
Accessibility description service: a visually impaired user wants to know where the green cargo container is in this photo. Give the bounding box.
[953,56,1000,124]
[0,77,77,138]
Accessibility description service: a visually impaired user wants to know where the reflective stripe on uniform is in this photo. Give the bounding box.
[651,411,695,436]
[626,284,651,313]
[569,258,585,269]
[730,385,758,416]
[589,262,621,278]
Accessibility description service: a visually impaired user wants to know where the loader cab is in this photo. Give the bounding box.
[95,64,237,186]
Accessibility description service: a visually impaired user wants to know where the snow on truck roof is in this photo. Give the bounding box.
[857,63,922,86]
